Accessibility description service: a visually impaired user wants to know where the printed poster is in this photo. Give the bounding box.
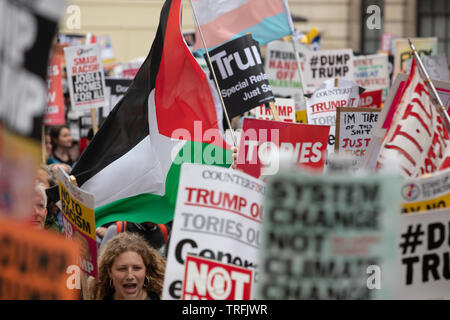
[257,170,401,299]
[396,208,450,299]
[162,163,265,300]
[64,43,107,111]
[57,168,98,278]
[401,168,450,214]
[304,49,354,88]
[236,118,330,179]
[393,37,437,78]
[353,54,390,100]
[206,34,274,118]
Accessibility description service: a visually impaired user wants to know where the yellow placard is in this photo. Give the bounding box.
[402,193,450,214]
[296,110,308,123]
[58,181,96,240]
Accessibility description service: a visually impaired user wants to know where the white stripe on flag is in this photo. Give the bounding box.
[192,0,248,25]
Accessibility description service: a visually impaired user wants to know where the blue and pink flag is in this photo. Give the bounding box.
[192,0,294,52]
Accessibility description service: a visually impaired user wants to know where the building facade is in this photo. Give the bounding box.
[59,0,447,62]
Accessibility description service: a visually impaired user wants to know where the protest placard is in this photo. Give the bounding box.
[304,49,354,88]
[236,118,330,179]
[0,218,79,299]
[182,255,253,300]
[64,43,107,111]
[256,169,401,299]
[265,40,307,110]
[393,37,437,78]
[162,163,264,300]
[206,34,275,118]
[401,168,450,214]
[57,168,97,278]
[353,54,390,100]
[396,208,450,299]
[254,98,296,123]
[405,55,449,82]
[44,56,65,126]
[306,79,360,156]
[335,107,380,169]
[0,0,66,140]
[101,78,132,123]
[358,90,382,109]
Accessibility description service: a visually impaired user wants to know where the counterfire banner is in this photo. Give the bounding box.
[162,163,265,300]
[206,34,274,118]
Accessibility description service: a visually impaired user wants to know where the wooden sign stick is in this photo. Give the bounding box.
[90,109,98,135]
[269,101,280,121]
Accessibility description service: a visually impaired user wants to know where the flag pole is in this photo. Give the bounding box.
[282,0,308,112]
[189,0,237,147]
[408,39,450,133]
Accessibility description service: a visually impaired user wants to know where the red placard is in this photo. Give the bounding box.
[182,255,253,300]
[236,118,330,178]
[358,89,382,109]
[44,56,65,125]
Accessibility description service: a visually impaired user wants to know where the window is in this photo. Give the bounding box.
[417,0,450,59]
[360,0,384,54]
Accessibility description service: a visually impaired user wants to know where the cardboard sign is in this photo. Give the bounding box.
[236,118,330,179]
[401,168,450,214]
[393,37,437,78]
[396,208,450,299]
[162,163,264,300]
[57,168,98,278]
[358,90,382,109]
[0,218,79,299]
[335,108,380,169]
[306,79,360,155]
[64,43,107,111]
[265,40,308,110]
[353,54,390,100]
[304,49,354,88]
[254,98,296,123]
[182,255,253,300]
[206,34,274,118]
[256,170,401,299]
[44,56,65,126]
[0,0,66,139]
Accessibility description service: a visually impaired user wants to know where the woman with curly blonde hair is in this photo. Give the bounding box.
[92,232,166,300]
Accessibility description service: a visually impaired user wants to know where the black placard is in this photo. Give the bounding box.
[205,34,274,118]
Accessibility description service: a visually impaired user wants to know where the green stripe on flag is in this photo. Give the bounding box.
[95,141,232,226]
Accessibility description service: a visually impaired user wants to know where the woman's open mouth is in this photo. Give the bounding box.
[123,283,138,293]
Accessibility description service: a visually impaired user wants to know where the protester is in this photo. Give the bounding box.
[47,163,72,185]
[36,164,51,188]
[92,232,166,300]
[44,163,72,232]
[97,221,169,257]
[30,182,48,230]
[47,125,74,166]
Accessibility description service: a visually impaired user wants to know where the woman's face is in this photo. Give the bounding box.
[109,251,148,300]
[57,128,72,148]
[45,135,52,155]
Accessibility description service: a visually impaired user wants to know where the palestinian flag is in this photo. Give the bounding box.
[70,0,232,226]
